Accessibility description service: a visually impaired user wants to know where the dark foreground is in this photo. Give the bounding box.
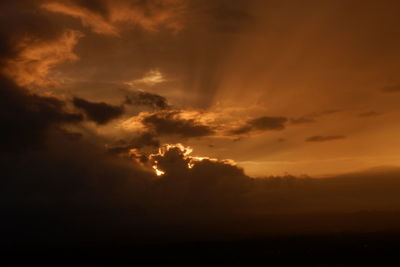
[3,232,400,266]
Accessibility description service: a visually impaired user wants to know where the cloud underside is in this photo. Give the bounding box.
[140,110,215,138]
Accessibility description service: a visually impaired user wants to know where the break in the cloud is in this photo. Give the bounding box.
[73,97,124,125]
[381,85,400,93]
[306,135,346,142]
[230,116,288,135]
[42,0,187,36]
[3,29,83,88]
[140,110,215,138]
[125,90,170,110]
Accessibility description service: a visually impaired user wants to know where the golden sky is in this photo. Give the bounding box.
[2,0,400,178]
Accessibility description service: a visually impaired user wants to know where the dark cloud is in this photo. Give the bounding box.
[3,132,400,244]
[0,76,83,152]
[306,135,346,142]
[230,116,287,135]
[141,110,215,138]
[0,131,153,244]
[149,146,248,212]
[73,97,124,125]
[382,85,400,93]
[359,111,381,117]
[0,135,250,243]
[125,91,170,110]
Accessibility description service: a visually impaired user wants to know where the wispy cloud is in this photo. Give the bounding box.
[306,135,346,142]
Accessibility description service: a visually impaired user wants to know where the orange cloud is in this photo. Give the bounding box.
[42,0,187,36]
[42,2,119,36]
[3,29,83,88]
[125,69,166,87]
[109,0,187,33]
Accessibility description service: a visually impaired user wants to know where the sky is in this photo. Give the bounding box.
[2,0,400,243]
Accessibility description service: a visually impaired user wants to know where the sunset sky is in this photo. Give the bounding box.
[3,0,400,177]
[2,0,400,246]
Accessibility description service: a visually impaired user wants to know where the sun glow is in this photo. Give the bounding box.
[153,165,165,176]
[149,143,236,176]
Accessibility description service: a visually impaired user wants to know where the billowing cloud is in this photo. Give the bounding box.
[125,91,170,110]
[73,97,124,124]
[306,135,346,142]
[140,110,215,138]
[3,29,83,88]
[230,116,287,135]
[42,0,187,36]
